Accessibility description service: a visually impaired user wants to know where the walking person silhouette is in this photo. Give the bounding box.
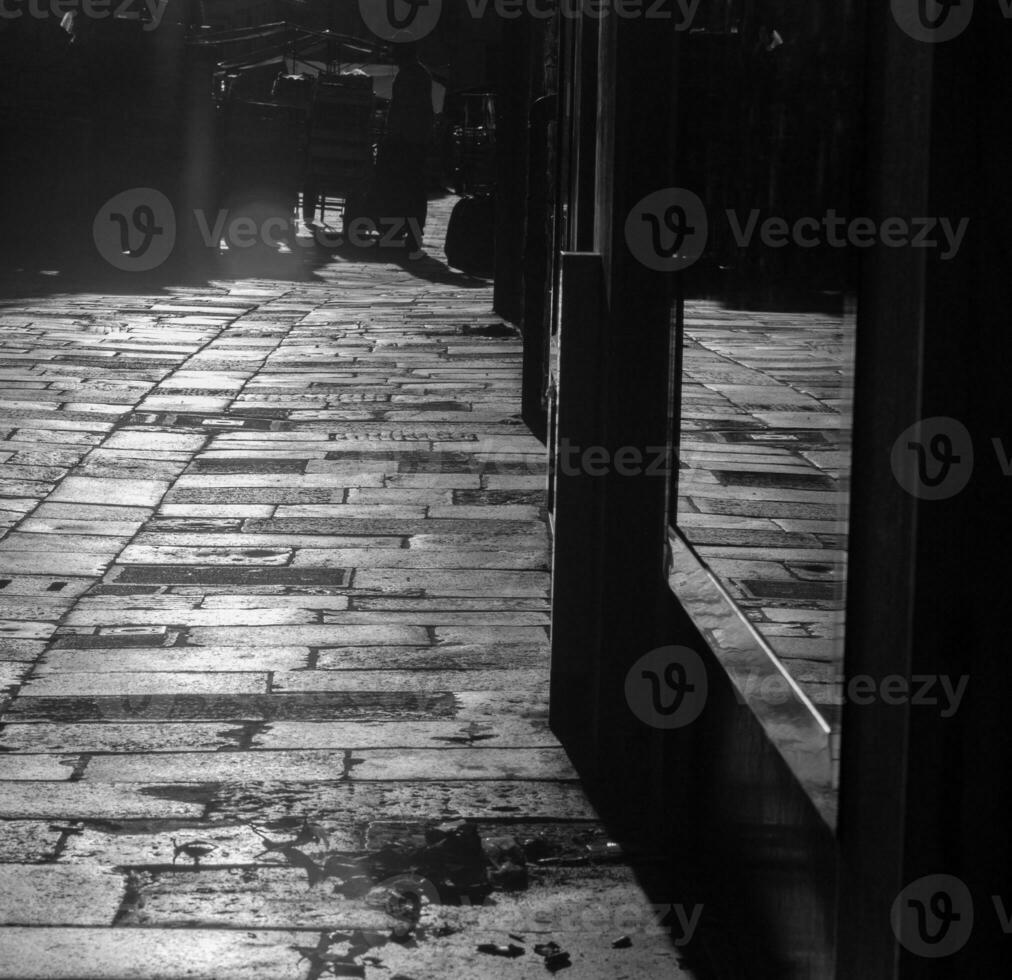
[376,40,434,258]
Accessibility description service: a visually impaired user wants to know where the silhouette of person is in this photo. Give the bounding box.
[376,41,433,256]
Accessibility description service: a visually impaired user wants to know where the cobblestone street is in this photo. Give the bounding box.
[0,201,689,979]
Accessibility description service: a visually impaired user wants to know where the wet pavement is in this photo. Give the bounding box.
[0,199,692,979]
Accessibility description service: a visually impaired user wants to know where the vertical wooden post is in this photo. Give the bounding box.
[837,3,1012,976]
[547,6,678,792]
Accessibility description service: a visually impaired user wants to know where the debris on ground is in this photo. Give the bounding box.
[543,949,572,972]
[251,818,330,854]
[368,819,505,904]
[524,831,631,867]
[612,934,633,948]
[477,943,525,958]
[277,845,328,886]
[292,943,367,977]
[534,941,572,972]
[170,838,217,867]
[296,928,393,976]
[48,821,84,836]
[586,840,624,862]
[270,818,615,973]
[482,834,529,891]
[432,721,498,745]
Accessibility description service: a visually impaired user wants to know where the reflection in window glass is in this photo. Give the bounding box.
[670,0,864,735]
[676,302,854,719]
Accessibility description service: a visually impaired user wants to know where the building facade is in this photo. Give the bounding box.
[492,1,1012,976]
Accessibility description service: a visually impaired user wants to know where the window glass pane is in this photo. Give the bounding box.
[670,0,864,743]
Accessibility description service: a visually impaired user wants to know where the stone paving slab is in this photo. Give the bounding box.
[0,782,208,820]
[34,647,311,673]
[0,864,125,925]
[271,670,549,693]
[248,717,557,750]
[0,820,63,862]
[0,755,77,780]
[0,641,47,663]
[183,625,429,647]
[351,568,550,597]
[33,502,154,521]
[19,671,270,698]
[0,927,309,980]
[0,722,245,754]
[0,553,114,576]
[61,822,364,868]
[47,476,170,506]
[0,620,57,641]
[129,533,406,549]
[108,565,353,587]
[209,779,604,824]
[79,747,577,785]
[5,691,457,724]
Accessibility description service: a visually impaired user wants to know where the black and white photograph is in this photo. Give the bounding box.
[0,0,1009,977]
